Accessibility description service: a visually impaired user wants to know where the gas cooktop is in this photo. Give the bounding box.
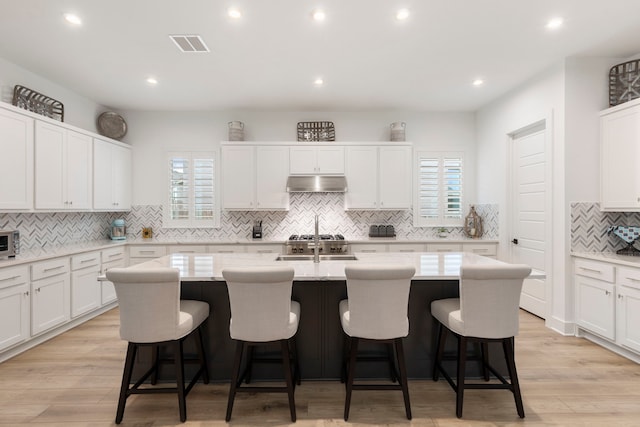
[288,234,345,241]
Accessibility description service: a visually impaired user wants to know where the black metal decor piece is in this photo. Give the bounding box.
[12,85,64,121]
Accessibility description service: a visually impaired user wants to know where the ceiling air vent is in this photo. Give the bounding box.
[169,35,210,53]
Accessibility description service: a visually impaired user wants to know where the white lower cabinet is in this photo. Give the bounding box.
[574,258,616,340]
[574,256,640,359]
[615,266,640,353]
[245,244,283,254]
[0,266,30,352]
[101,247,126,305]
[207,244,245,253]
[70,252,101,318]
[31,258,70,336]
[128,245,167,266]
[351,243,386,253]
[426,243,463,252]
[168,245,207,254]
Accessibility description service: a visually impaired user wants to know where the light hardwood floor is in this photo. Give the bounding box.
[0,309,639,426]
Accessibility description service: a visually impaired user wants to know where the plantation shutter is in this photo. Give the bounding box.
[417,152,463,225]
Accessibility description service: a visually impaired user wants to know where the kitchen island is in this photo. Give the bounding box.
[123,252,536,381]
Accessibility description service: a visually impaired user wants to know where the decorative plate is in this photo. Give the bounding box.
[97,111,127,140]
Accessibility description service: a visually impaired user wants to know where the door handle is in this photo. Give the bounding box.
[512,238,518,244]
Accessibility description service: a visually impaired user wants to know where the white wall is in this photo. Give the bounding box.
[121,110,476,206]
[0,57,107,132]
[476,62,567,331]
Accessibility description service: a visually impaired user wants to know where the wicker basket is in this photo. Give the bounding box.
[12,85,64,121]
[609,59,640,107]
[297,121,335,141]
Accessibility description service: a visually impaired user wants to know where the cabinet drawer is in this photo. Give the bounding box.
[246,244,283,254]
[168,245,207,254]
[426,243,462,252]
[31,258,69,281]
[574,259,615,283]
[388,243,425,253]
[617,266,640,290]
[102,247,125,263]
[208,244,245,253]
[129,246,167,258]
[0,265,29,290]
[71,252,101,271]
[462,243,497,256]
[351,243,386,253]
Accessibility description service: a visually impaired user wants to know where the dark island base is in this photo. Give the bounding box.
[131,280,508,382]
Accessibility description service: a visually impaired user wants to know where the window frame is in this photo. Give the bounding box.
[413,150,465,227]
[164,150,220,229]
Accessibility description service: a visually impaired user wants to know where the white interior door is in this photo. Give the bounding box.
[510,123,548,318]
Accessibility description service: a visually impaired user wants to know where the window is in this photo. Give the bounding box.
[414,151,464,226]
[164,151,218,228]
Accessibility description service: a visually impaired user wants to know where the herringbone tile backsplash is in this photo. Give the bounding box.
[571,202,640,252]
[1,194,498,250]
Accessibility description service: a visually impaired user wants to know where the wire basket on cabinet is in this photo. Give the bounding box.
[609,59,640,107]
[12,85,64,121]
[297,121,335,141]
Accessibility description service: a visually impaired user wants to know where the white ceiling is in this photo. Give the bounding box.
[0,0,639,112]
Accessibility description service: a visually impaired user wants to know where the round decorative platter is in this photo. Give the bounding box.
[97,111,127,140]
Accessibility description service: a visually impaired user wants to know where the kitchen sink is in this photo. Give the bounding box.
[275,254,358,261]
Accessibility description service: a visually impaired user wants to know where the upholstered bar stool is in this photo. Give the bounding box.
[222,266,300,422]
[431,263,531,418]
[105,267,210,424]
[340,264,416,421]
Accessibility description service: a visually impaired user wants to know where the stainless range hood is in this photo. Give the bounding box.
[286,175,347,192]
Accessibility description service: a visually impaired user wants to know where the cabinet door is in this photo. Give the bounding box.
[600,104,640,210]
[256,146,289,209]
[222,146,255,209]
[379,146,411,209]
[0,108,33,210]
[31,273,70,336]
[316,146,344,174]
[35,121,66,209]
[65,130,92,209]
[344,146,378,209]
[289,146,318,174]
[575,275,615,340]
[0,266,30,351]
[71,266,101,318]
[93,138,114,209]
[112,144,132,210]
[616,285,640,353]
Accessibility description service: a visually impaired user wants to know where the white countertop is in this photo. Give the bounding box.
[571,251,640,268]
[128,251,542,281]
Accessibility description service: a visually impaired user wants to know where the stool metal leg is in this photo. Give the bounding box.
[456,336,467,418]
[174,340,187,422]
[225,341,244,422]
[394,338,412,420]
[281,339,297,422]
[115,342,137,424]
[503,337,525,418]
[344,336,359,421]
[433,322,447,381]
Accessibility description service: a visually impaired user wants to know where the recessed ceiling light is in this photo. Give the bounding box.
[546,17,564,30]
[228,8,242,19]
[63,13,82,26]
[396,8,410,21]
[146,77,158,85]
[312,9,326,22]
[472,79,484,87]
[314,78,324,86]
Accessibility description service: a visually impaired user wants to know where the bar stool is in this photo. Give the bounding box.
[431,263,531,418]
[105,267,210,424]
[222,266,300,422]
[340,264,415,421]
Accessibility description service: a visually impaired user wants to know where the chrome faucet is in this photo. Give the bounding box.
[314,214,320,263]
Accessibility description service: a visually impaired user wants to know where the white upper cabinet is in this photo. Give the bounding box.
[600,98,640,211]
[93,138,132,211]
[221,145,289,210]
[344,144,412,210]
[289,145,344,174]
[35,121,92,210]
[0,108,33,210]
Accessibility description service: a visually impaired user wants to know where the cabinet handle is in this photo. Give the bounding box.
[579,267,602,274]
[24,291,29,296]
[605,290,611,296]
[43,266,64,272]
[80,258,96,263]
[625,276,640,282]
[0,275,21,282]
[618,294,623,299]
[139,250,156,254]
[36,288,41,293]
[218,250,234,253]
[399,249,414,253]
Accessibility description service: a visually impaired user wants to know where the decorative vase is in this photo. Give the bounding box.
[390,121,406,141]
[228,121,244,141]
